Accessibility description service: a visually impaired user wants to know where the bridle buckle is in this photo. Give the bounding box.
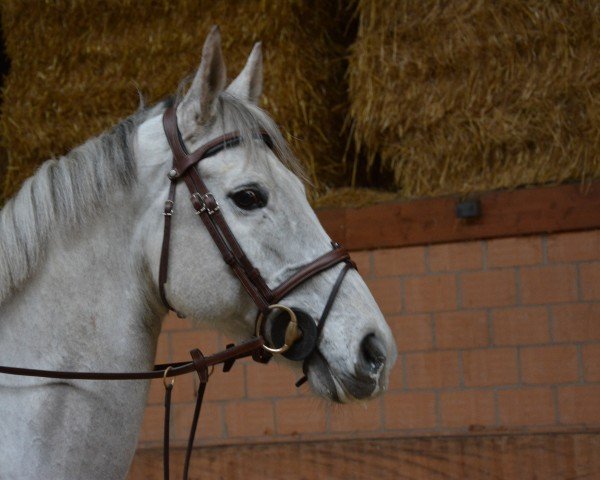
[191,192,220,216]
[163,200,174,217]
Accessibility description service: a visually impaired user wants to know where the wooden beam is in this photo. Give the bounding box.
[317,182,600,250]
[129,433,600,480]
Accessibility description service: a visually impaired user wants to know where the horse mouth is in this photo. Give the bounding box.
[304,350,378,403]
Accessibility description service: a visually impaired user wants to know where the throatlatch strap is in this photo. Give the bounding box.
[159,180,177,312]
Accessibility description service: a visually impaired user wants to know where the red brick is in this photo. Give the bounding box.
[388,355,404,390]
[461,270,516,308]
[373,246,426,276]
[170,330,220,359]
[224,400,275,437]
[462,348,518,387]
[220,333,243,348]
[383,392,437,430]
[146,379,164,405]
[520,265,578,305]
[174,401,222,441]
[580,263,600,300]
[440,390,495,428]
[388,314,432,352]
[366,277,402,314]
[169,371,197,404]
[553,303,600,342]
[329,399,382,432]
[162,312,193,331]
[497,388,555,426]
[428,241,483,272]
[275,398,327,435]
[435,311,489,349]
[351,250,372,276]
[387,354,404,390]
[154,334,171,364]
[487,236,543,268]
[582,344,600,382]
[405,275,457,313]
[406,351,460,389]
[558,385,600,424]
[204,363,246,401]
[492,307,550,346]
[521,345,579,384]
[138,406,164,443]
[246,362,299,398]
[547,230,600,263]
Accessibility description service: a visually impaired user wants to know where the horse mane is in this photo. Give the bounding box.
[0,102,161,303]
[0,91,305,304]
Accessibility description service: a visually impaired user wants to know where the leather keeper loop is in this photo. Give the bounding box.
[204,194,218,211]
[191,194,204,213]
[223,252,236,266]
[189,348,209,383]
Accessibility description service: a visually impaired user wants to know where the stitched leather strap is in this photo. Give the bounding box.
[161,109,271,179]
[0,337,265,480]
[294,262,353,387]
[162,106,273,312]
[270,245,354,303]
[163,382,173,480]
[0,337,264,381]
[159,180,177,311]
[182,379,207,480]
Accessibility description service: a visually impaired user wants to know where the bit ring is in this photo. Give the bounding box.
[255,304,301,354]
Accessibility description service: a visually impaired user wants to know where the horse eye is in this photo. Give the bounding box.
[230,188,267,210]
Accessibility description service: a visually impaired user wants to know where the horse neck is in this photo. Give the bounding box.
[0,187,163,372]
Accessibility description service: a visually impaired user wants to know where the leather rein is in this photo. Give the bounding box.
[0,103,356,480]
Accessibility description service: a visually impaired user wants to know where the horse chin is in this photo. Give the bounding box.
[305,350,380,404]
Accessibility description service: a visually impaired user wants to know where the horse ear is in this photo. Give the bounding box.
[226,42,263,104]
[178,26,227,127]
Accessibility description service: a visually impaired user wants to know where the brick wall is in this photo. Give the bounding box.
[137,229,600,450]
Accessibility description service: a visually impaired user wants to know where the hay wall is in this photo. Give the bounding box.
[348,0,600,198]
[0,0,349,204]
[3,1,599,208]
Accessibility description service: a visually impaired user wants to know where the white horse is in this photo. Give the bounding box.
[0,28,396,479]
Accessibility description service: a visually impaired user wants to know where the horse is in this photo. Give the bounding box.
[0,27,397,479]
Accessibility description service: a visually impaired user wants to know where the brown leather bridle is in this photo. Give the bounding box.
[159,103,356,362]
[0,103,356,480]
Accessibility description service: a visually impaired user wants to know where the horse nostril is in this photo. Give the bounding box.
[359,333,386,374]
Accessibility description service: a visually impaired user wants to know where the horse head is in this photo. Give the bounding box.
[136,27,397,402]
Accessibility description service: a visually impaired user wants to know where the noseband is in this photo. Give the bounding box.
[159,104,356,364]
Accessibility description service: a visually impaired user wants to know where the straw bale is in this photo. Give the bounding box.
[348,0,600,198]
[0,0,349,205]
